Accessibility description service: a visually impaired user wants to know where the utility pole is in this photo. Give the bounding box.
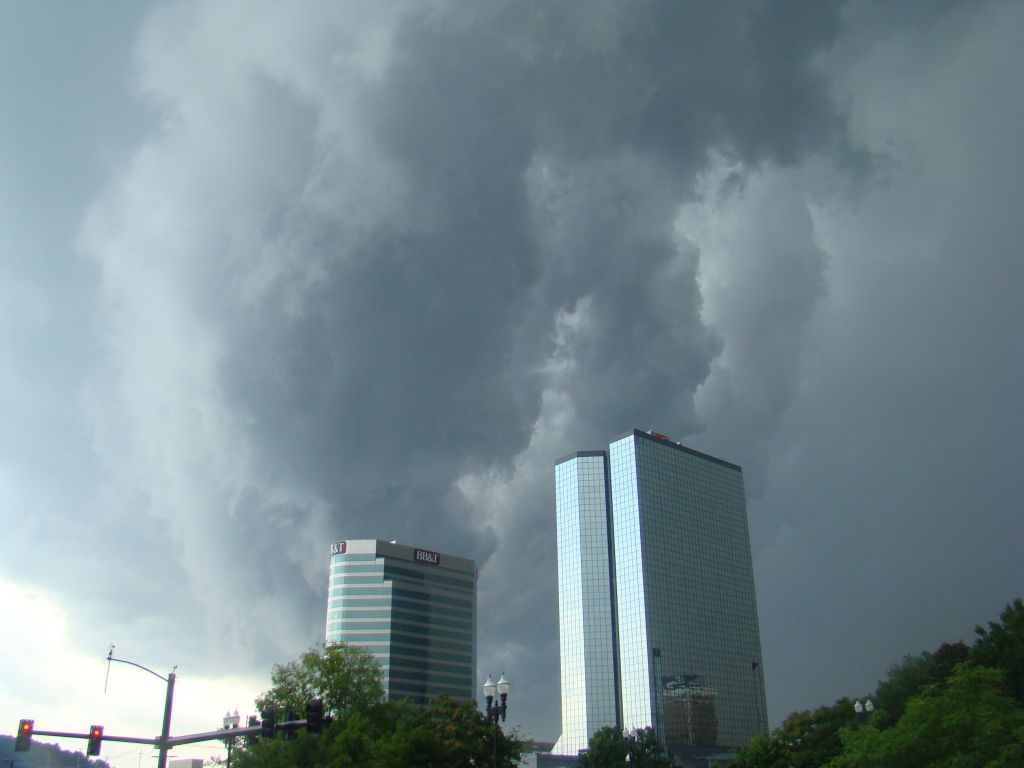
[105,646,177,768]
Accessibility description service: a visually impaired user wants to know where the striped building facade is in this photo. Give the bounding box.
[325,539,477,704]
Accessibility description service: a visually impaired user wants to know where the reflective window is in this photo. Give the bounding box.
[554,434,767,756]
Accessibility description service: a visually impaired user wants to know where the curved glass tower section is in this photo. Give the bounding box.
[326,539,477,705]
[553,452,620,755]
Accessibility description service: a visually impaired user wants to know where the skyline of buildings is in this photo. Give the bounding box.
[324,538,478,705]
[318,428,767,764]
[553,429,768,762]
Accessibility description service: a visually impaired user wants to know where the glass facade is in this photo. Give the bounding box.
[553,452,620,756]
[555,430,768,761]
[325,539,477,705]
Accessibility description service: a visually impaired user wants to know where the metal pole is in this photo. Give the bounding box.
[156,671,176,768]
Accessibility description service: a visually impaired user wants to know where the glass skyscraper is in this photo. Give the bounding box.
[554,451,621,753]
[325,539,477,705]
[554,430,767,762]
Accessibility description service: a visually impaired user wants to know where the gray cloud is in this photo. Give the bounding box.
[73,0,855,732]
[2,0,1020,746]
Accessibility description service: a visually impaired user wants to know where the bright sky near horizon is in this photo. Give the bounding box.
[1,3,1022,764]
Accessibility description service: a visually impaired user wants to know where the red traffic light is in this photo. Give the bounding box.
[87,724,104,756]
[15,719,33,751]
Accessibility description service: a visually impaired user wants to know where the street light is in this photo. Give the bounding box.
[482,674,510,768]
[221,709,240,768]
[104,646,177,768]
[853,698,874,723]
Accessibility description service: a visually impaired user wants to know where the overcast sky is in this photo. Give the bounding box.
[2,1,1022,763]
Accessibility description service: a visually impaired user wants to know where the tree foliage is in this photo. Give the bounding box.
[239,644,522,768]
[732,598,1024,768]
[427,695,523,768]
[974,598,1024,703]
[234,697,521,768]
[732,700,855,768]
[827,664,1024,768]
[580,726,628,768]
[253,643,384,718]
[579,726,670,768]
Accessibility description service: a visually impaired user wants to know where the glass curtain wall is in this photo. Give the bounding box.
[553,452,620,755]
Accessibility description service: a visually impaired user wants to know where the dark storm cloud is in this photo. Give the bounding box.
[215,0,853,497]
[56,0,1023,744]
[72,0,856,734]
[734,0,1024,720]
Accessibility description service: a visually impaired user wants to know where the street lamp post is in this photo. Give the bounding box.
[482,674,510,768]
[853,698,874,724]
[104,646,177,768]
[221,710,240,768]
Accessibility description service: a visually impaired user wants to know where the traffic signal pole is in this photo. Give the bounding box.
[29,727,156,746]
[15,718,314,754]
[15,649,323,762]
[157,671,175,768]
[105,647,176,768]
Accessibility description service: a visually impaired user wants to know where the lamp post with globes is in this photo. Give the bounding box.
[482,673,510,768]
[853,698,874,724]
[221,709,240,768]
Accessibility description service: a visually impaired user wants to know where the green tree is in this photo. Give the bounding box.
[870,641,969,729]
[730,731,791,768]
[731,699,856,768]
[931,641,970,679]
[826,663,1024,768]
[237,643,523,768]
[974,598,1024,703]
[580,726,670,768]
[626,727,672,767]
[424,695,522,768]
[579,726,628,768]
[873,652,936,728]
[253,643,384,718]
[235,698,522,768]
[734,600,1024,768]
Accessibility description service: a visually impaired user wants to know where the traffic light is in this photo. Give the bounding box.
[15,719,33,751]
[260,709,276,740]
[87,725,104,756]
[245,715,259,748]
[306,699,323,735]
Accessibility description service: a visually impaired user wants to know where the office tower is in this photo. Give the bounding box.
[325,539,477,705]
[554,451,621,753]
[554,430,767,761]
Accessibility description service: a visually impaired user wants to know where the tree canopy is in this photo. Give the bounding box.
[579,726,671,768]
[240,644,522,768]
[253,643,384,718]
[732,597,1024,768]
[829,664,1024,768]
[974,598,1024,703]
